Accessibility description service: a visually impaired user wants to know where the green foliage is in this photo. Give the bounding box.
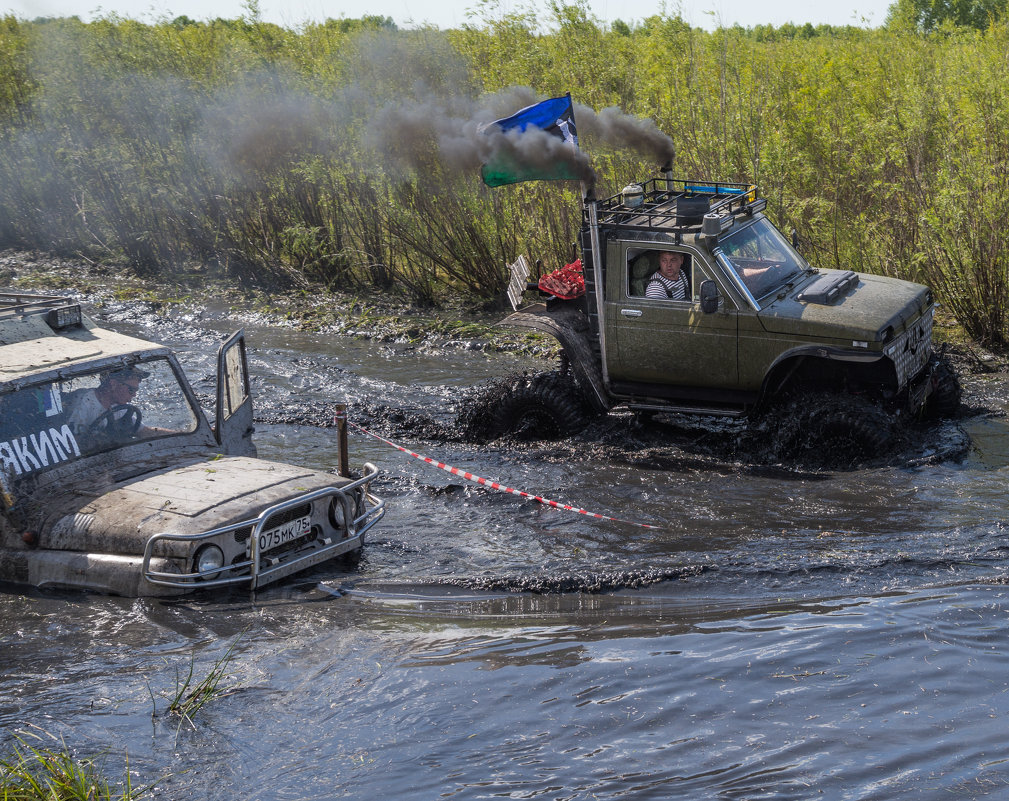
[0,10,1008,341]
[886,0,1008,31]
[150,632,243,745]
[0,734,152,800]
[0,16,35,122]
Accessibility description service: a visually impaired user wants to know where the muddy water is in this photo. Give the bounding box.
[4,299,1009,799]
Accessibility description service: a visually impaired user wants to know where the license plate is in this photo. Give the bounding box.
[258,514,312,553]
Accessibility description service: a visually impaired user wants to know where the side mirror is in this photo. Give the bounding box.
[700,280,720,314]
[791,228,799,250]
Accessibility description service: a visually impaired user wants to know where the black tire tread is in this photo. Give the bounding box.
[486,371,590,441]
[925,358,962,419]
[776,392,896,464]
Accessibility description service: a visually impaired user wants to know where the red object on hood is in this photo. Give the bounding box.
[538,258,585,300]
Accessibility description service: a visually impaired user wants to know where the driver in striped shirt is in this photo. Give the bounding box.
[645,251,689,300]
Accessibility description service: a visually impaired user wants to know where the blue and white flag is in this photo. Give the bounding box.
[480,93,581,187]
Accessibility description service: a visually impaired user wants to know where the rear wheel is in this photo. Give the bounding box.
[466,371,592,442]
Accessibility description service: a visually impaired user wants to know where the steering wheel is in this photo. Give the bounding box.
[88,403,143,442]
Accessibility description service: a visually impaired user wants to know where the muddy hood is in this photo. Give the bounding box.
[43,456,344,554]
[757,271,932,340]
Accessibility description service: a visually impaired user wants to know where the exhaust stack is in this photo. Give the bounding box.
[580,182,610,399]
[661,161,674,193]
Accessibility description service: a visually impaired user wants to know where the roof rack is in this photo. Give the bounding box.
[0,293,82,329]
[588,176,761,233]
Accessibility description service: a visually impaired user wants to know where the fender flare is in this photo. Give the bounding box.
[758,344,895,404]
[498,303,611,413]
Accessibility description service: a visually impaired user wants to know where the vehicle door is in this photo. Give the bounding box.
[216,330,256,457]
[608,245,739,389]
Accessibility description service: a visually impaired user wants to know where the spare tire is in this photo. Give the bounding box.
[465,371,592,442]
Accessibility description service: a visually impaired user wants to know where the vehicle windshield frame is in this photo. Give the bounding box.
[718,218,809,307]
[0,355,203,490]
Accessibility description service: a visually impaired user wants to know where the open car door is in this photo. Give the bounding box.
[216,329,256,456]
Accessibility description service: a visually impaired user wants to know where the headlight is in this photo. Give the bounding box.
[195,544,225,575]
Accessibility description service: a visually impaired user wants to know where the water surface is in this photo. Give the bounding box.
[2,300,1008,799]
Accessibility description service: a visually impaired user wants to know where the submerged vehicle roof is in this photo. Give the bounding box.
[0,293,162,382]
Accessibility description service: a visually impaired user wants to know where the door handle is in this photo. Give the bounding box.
[620,309,643,317]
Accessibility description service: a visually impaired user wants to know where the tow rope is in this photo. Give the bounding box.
[343,417,660,531]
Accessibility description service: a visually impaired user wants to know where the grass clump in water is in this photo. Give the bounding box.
[152,633,243,738]
[0,734,151,800]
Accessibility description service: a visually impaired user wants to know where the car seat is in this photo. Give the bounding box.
[629,253,655,297]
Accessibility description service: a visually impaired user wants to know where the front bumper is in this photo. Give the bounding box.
[906,353,948,416]
[142,463,385,591]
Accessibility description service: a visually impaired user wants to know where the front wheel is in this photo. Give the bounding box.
[773,393,896,466]
[924,357,962,419]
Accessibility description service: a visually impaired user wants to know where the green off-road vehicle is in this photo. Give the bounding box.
[477,174,959,460]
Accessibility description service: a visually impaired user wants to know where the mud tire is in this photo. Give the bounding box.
[480,371,591,441]
[775,393,896,465]
[925,358,962,419]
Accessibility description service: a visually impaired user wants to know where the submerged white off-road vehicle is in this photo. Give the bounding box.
[0,292,383,596]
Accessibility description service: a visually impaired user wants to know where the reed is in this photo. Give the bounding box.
[158,634,242,734]
[1,12,1008,342]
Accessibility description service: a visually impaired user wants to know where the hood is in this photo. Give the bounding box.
[42,456,343,555]
[757,270,932,341]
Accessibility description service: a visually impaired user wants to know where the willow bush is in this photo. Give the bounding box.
[1,11,1009,341]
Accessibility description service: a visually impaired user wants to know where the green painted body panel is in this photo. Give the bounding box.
[609,301,739,388]
[756,271,931,341]
[736,311,773,391]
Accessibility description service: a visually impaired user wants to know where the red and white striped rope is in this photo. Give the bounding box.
[343,418,660,530]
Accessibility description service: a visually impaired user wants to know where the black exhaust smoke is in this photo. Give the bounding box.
[370,86,674,187]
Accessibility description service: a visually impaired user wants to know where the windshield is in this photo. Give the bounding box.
[0,357,200,485]
[718,218,807,304]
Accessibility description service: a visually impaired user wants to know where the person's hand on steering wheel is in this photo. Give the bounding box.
[87,403,143,443]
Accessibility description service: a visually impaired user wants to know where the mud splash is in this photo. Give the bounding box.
[450,372,975,473]
[251,379,974,477]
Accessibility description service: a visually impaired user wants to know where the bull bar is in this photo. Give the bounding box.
[141,463,384,590]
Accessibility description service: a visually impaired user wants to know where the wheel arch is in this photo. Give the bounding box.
[499,304,611,413]
[758,346,898,407]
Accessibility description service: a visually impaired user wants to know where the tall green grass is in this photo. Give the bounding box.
[1,11,1008,341]
[0,734,150,800]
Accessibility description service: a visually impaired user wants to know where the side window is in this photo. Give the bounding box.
[692,260,739,310]
[0,384,65,441]
[626,249,693,301]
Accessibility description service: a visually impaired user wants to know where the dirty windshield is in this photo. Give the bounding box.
[0,358,199,483]
[718,218,807,304]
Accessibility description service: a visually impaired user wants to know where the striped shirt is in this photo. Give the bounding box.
[645,270,689,301]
